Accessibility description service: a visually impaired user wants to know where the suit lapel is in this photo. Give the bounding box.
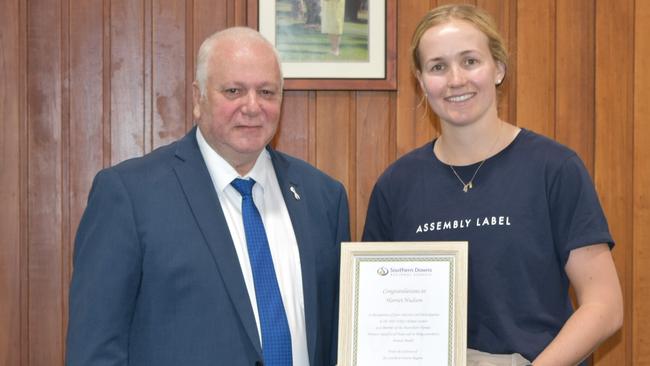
[270,149,320,366]
[172,129,262,358]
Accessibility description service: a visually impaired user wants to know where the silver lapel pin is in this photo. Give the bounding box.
[289,186,300,200]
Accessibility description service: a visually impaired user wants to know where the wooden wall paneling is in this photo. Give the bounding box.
[27,0,65,363]
[634,0,650,363]
[18,3,28,365]
[274,91,310,161]
[67,0,106,193]
[193,0,229,60]
[60,0,71,350]
[227,0,248,27]
[594,0,634,364]
[102,0,112,168]
[153,0,188,148]
[68,1,105,352]
[110,0,146,163]
[185,0,195,132]
[349,93,357,240]
[515,0,555,137]
[478,0,517,124]
[395,1,436,158]
[144,0,153,154]
[0,0,23,364]
[355,92,393,239]
[315,91,352,208]
[307,91,317,164]
[436,0,475,6]
[554,0,595,172]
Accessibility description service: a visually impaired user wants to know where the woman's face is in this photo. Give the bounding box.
[416,19,505,128]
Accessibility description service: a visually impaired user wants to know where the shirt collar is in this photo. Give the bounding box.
[196,126,272,193]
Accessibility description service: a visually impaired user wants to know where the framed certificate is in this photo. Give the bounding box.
[337,242,468,366]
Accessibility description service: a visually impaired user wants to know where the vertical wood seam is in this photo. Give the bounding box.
[102,0,111,167]
[628,3,636,365]
[19,0,29,363]
[508,0,517,124]
[144,0,153,153]
[389,93,397,163]
[590,0,597,174]
[186,0,194,132]
[631,3,647,363]
[308,91,316,164]
[349,91,357,239]
[621,3,634,362]
[60,0,71,361]
[552,0,558,139]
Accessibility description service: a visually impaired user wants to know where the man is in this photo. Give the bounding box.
[66,27,350,366]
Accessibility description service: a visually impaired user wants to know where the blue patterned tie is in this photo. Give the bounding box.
[231,178,293,366]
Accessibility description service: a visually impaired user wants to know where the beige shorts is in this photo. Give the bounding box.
[467,348,531,366]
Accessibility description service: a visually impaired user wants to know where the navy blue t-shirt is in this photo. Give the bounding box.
[362,129,613,363]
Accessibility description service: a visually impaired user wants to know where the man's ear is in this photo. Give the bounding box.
[192,82,201,120]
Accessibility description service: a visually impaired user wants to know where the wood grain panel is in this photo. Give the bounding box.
[59,0,70,350]
[144,0,153,153]
[153,0,188,148]
[274,91,310,161]
[27,0,64,364]
[193,0,229,59]
[516,0,555,137]
[185,0,195,132]
[69,0,104,235]
[477,0,516,124]
[18,3,28,365]
[395,0,436,158]
[634,0,650,364]
[315,91,351,190]
[594,0,634,364]
[555,0,595,172]
[436,0,474,6]
[355,92,393,239]
[227,0,248,27]
[68,1,105,349]
[0,0,22,364]
[110,0,146,163]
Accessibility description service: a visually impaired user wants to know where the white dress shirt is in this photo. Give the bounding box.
[196,127,309,366]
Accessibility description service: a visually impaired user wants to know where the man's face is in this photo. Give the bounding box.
[193,38,282,174]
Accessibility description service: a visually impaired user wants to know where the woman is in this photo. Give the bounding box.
[320,0,346,55]
[362,4,623,365]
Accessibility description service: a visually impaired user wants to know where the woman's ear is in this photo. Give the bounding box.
[415,70,426,95]
[495,61,506,86]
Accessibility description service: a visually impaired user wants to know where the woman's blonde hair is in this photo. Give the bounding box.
[410,4,508,77]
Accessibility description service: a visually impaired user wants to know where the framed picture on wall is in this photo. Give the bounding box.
[247,0,396,90]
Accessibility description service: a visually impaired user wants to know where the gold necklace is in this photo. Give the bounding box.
[449,160,486,192]
[443,122,502,193]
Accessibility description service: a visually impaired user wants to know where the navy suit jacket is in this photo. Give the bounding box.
[66,128,350,366]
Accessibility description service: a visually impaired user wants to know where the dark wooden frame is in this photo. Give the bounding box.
[247,0,397,90]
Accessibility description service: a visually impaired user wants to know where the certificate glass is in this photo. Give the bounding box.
[338,242,468,366]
